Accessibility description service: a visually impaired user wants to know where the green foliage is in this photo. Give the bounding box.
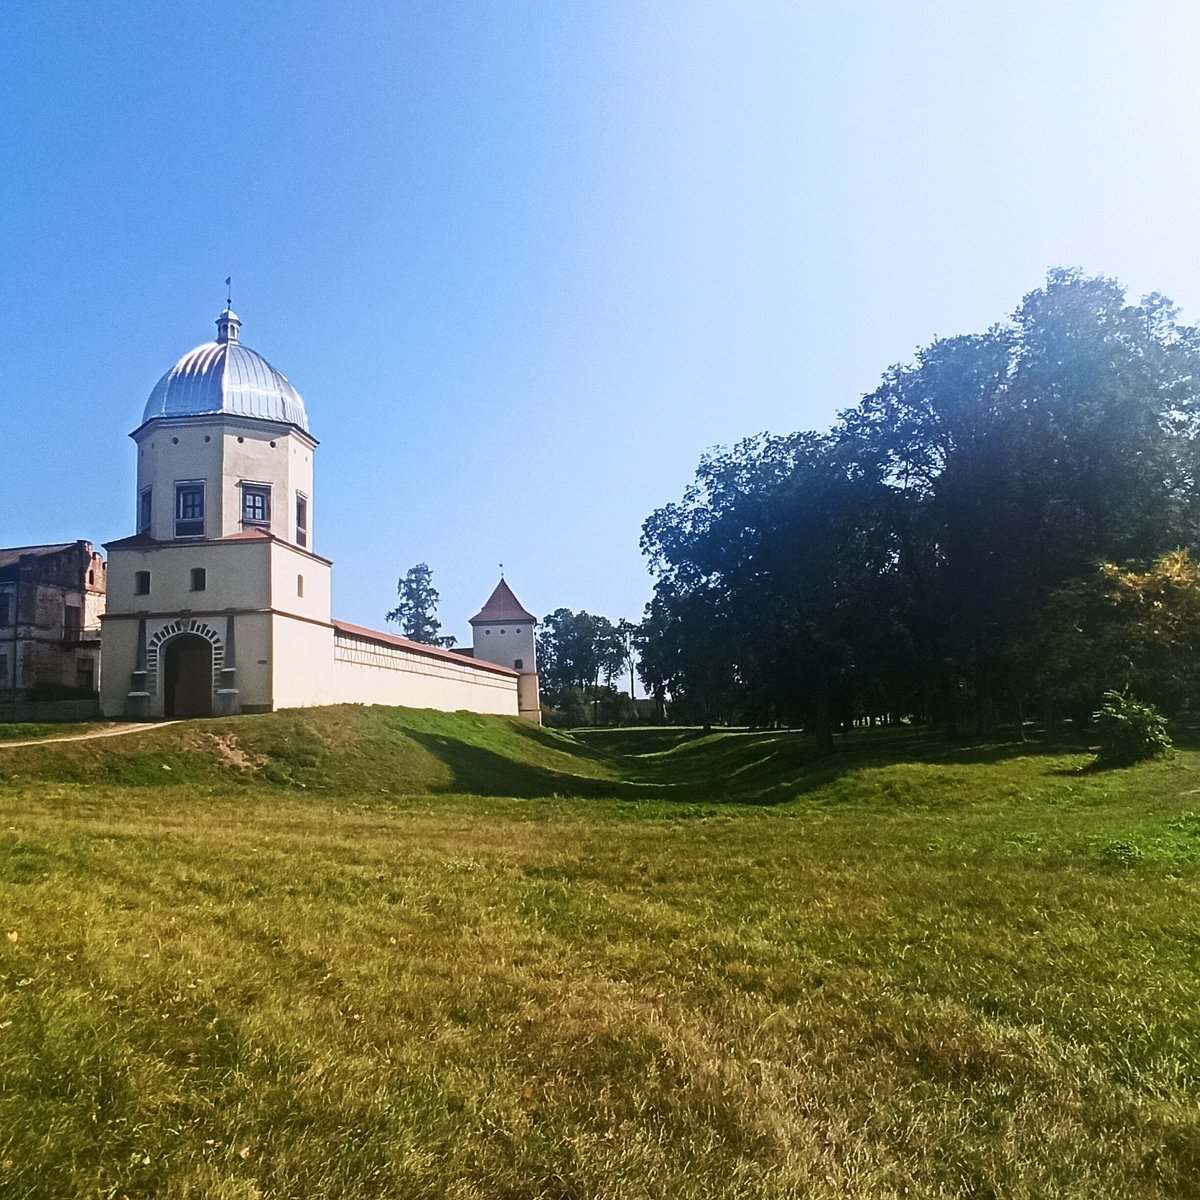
[639,269,1200,735]
[536,608,626,709]
[1035,551,1200,715]
[1092,691,1173,767]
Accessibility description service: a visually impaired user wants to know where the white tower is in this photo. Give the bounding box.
[469,578,541,723]
[100,309,335,718]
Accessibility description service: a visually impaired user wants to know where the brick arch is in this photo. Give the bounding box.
[146,619,225,697]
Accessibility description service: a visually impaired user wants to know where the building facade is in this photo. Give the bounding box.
[100,309,538,722]
[0,541,105,706]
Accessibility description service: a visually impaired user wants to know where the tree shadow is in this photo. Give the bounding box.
[407,723,1087,807]
[402,730,618,799]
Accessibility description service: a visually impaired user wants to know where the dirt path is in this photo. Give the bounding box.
[0,722,179,749]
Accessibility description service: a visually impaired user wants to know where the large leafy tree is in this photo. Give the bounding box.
[639,269,1200,737]
[1032,551,1200,717]
[842,269,1200,728]
[642,432,907,744]
[385,562,455,647]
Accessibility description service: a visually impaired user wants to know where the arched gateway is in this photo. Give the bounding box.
[162,633,213,717]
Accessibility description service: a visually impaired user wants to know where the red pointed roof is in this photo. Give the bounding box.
[468,578,536,626]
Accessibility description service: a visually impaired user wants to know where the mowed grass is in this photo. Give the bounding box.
[1,709,1198,1198]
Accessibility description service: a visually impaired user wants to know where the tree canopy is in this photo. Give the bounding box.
[637,270,1200,737]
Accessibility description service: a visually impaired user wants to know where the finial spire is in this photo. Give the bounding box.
[215,304,241,344]
[225,275,232,308]
[499,562,504,579]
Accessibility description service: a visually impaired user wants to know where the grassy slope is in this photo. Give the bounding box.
[1,709,1198,1199]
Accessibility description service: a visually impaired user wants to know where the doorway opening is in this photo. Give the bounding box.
[163,634,213,718]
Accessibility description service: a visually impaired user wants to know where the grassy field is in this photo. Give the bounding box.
[1,707,1198,1199]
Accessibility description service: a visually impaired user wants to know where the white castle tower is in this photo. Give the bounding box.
[100,309,335,718]
[468,578,541,723]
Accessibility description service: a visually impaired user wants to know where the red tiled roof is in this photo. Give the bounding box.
[468,578,536,625]
[332,620,519,677]
[102,533,159,550]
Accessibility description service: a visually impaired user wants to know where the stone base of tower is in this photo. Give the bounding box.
[517,672,542,725]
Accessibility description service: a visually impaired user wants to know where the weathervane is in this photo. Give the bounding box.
[499,562,504,578]
[225,275,232,308]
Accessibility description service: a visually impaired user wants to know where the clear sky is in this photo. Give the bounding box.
[3,2,1199,638]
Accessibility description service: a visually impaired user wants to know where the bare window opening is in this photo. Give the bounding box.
[514,658,523,670]
[191,568,207,592]
[0,593,10,625]
[138,487,152,534]
[135,571,151,596]
[64,605,80,640]
[297,574,304,597]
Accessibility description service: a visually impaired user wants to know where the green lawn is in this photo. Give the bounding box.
[1,708,1197,1198]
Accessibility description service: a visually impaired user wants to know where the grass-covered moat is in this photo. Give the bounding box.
[1,707,1198,1198]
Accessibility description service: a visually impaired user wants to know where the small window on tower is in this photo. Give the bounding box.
[174,482,205,538]
[241,483,271,529]
[296,493,308,547]
[138,487,152,534]
[297,574,304,598]
[191,568,207,592]
[514,658,523,670]
[135,571,151,596]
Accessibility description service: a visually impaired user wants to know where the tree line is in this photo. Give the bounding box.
[637,269,1200,743]
[390,271,1200,738]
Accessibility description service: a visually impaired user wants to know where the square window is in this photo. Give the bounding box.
[135,571,151,596]
[241,483,271,528]
[191,568,207,592]
[174,482,205,538]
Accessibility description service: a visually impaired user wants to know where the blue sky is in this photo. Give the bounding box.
[3,2,1199,638]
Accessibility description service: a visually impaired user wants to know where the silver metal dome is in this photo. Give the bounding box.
[142,310,309,431]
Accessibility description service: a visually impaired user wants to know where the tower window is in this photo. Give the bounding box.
[514,658,523,670]
[138,487,152,534]
[297,574,304,597]
[191,568,207,592]
[135,571,151,595]
[296,493,308,547]
[241,483,271,528]
[0,592,11,625]
[174,482,205,538]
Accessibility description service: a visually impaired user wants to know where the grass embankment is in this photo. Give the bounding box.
[1,707,1198,1199]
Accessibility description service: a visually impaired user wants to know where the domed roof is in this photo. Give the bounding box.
[141,309,309,432]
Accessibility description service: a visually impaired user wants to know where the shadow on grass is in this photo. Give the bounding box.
[406,722,1083,807]
[402,730,618,799]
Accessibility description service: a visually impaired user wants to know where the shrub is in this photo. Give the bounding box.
[1093,691,1172,767]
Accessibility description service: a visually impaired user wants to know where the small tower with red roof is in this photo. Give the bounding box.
[469,577,541,723]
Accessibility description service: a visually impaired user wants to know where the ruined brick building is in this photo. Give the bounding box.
[0,541,105,707]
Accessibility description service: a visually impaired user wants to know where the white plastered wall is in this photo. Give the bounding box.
[334,632,518,716]
[471,621,537,672]
[135,416,315,545]
[271,613,336,708]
